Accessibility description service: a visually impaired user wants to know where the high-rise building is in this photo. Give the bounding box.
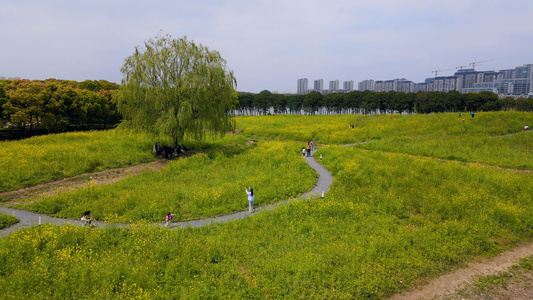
[303,63,532,96]
[297,78,309,95]
[374,81,385,92]
[498,69,515,80]
[358,80,375,91]
[313,79,324,91]
[515,64,533,79]
[364,78,414,93]
[343,80,354,92]
[329,80,339,92]
[394,79,415,93]
[461,64,533,96]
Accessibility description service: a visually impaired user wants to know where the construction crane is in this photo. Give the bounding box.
[432,69,452,77]
[456,65,468,71]
[469,60,493,70]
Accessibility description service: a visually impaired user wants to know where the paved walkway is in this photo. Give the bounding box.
[173,153,332,229]
[490,128,531,138]
[0,152,332,236]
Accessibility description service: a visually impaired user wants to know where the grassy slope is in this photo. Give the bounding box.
[237,111,533,169]
[2,146,532,298]
[0,129,155,193]
[0,112,532,299]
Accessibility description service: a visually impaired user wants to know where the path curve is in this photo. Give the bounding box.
[171,154,333,228]
[0,152,332,236]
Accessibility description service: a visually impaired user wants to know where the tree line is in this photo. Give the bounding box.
[236,90,533,115]
[2,78,532,137]
[0,79,121,134]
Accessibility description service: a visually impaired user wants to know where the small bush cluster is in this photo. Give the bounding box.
[0,212,18,229]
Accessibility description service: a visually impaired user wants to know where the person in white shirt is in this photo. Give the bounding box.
[245,187,254,213]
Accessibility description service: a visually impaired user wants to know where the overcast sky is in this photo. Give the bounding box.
[2,0,532,93]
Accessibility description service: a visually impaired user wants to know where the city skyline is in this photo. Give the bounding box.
[297,63,533,97]
[362,63,533,97]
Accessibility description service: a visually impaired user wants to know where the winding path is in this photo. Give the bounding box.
[0,152,332,236]
[2,144,532,299]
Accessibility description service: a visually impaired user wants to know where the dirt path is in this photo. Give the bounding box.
[0,149,204,205]
[0,159,168,205]
[0,150,205,205]
[390,243,533,300]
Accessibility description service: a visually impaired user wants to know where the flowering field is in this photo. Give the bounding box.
[18,137,316,222]
[0,130,155,193]
[1,112,532,298]
[237,111,533,169]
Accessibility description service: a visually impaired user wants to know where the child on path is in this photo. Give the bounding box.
[165,212,175,227]
[245,187,254,213]
[81,211,93,227]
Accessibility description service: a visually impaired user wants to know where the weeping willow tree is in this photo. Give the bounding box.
[116,34,238,146]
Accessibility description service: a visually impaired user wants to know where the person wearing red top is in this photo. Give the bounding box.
[165,212,175,227]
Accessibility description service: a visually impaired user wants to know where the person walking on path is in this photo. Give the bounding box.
[306,143,311,157]
[302,147,306,157]
[311,140,315,153]
[165,212,175,227]
[245,187,254,213]
[81,211,93,227]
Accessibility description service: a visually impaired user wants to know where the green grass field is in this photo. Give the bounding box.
[0,129,155,193]
[0,111,532,299]
[237,111,533,169]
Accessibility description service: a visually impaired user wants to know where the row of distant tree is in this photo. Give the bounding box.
[236,90,533,115]
[0,79,121,133]
[2,79,532,134]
